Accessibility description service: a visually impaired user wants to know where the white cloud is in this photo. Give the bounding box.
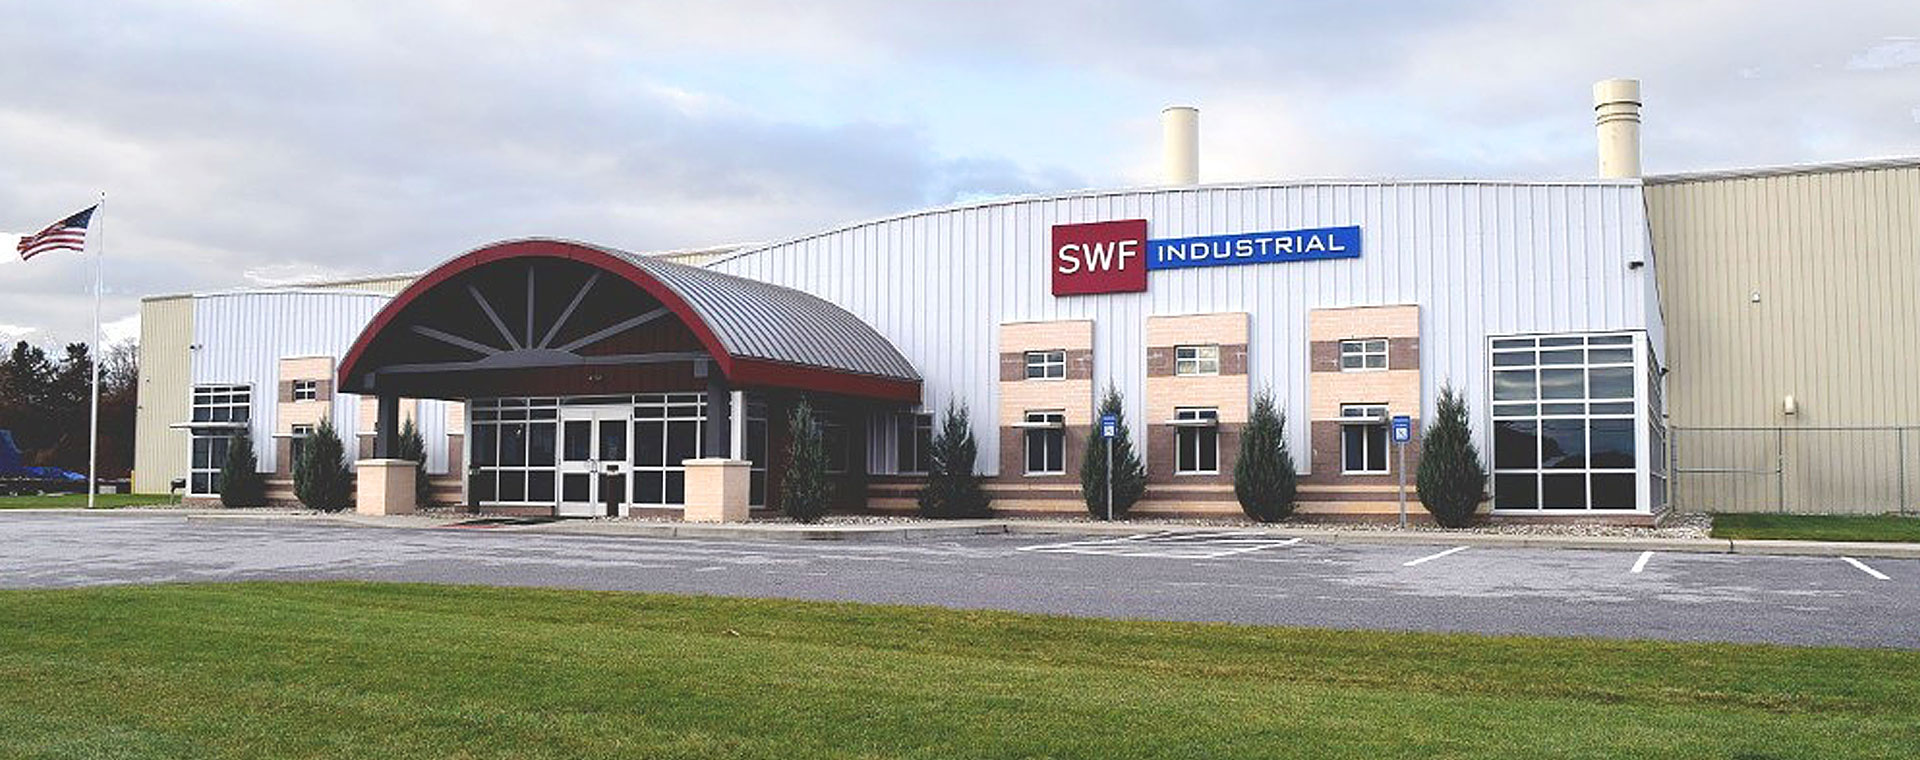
[102,313,140,346]
[1847,38,1920,71]
[0,323,36,342]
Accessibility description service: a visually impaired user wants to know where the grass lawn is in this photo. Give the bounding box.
[1712,513,1920,543]
[1,583,1916,759]
[0,492,177,509]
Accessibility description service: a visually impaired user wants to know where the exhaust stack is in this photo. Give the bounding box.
[1162,106,1199,186]
[1592,79,1642,179]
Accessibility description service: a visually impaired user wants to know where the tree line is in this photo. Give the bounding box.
[0,340,138,479]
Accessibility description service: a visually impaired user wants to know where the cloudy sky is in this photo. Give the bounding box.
[1,1,1915,348]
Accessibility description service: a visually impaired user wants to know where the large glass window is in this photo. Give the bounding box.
[1175,345,1220,376]
[1025,350,1065,380]
[1024,410,1065,475]
[1174,407,1219,474]
[469,398,559,505]
[1340,339,1388,371]
[1491,334,1640,511]
[632,393,705,506]
[192,384,251,423]
[289,424,315,471]
[896,412,933,474]
[188,433,231,495]
[1341,404,1388,474]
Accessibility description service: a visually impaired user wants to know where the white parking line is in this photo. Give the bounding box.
[1019,533,1302,559]
[1402,545,1469,567]
[1631,551,1653,574]
[1841,556,1891,581]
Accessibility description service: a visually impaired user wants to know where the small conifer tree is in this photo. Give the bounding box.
[1080,385,1147,520]
[218,427,267,507]
[780,398,833,523]
[918,401,990,518]
[396,418,430,506]
[1416,385,1489,528]
[294,417,352,512]
[1234,389,1298,522]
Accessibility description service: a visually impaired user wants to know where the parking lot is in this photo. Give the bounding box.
[3,513,1915,648]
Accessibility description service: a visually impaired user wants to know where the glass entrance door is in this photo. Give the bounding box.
[557,407,631,517]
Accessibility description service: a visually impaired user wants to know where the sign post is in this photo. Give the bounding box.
[1100,414,1118,522]
[1391,414,1413,528]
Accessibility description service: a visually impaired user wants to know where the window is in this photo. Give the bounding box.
[1340,339,1388,371]
[1025,350,1066,380]
[1490,334,1641,511]
[468,397,560,505]
[289,424,315,471]
[896,412,933,474]
[745,399,769,507]
[816,410,849,474]
[1175,345,1220,376]
[188,433,231,495]
[1341,404,1388,474]
[292,379,319,401]
[1174,407,1219,474]
[1023,411,1065,475]
[631,393,706,506]
[191,384,251,423]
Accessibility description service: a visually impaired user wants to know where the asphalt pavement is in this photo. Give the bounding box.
[3,512,1915,648]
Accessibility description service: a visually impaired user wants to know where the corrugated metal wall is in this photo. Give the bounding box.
[712,181,1659,475]
[1647,162,1920,513]
[191,290,454,475]
[132,296,194,493]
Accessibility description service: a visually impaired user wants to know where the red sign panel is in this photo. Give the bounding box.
[1051,219,1148,296]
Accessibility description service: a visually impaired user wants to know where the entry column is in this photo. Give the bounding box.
[687,371,750,522]
[357,393,418,516]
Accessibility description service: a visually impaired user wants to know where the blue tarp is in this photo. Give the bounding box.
[0,429,85,482]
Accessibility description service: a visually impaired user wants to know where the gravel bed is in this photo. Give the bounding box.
[554,510,1714,539]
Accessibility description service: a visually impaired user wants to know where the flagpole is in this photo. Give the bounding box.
[87,193,104,510]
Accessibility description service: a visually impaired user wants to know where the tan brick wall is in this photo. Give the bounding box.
[997,321,1096,479]
[1001,320,1093,353]
[1146,312,1248,347]
[276,357,337,436]
[1307,305,1421,478]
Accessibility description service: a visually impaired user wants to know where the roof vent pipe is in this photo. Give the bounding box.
[1162,106,1199,186]
[1592,79,1642,179]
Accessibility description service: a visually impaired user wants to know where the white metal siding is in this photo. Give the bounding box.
[191,291,390,473]
[713,181,1659,475]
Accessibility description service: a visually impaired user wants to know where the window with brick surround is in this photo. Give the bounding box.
[1023,410,1065,474]
[1024,350,1066,380]
[1175,344,1219,376]
[1340,339,1388,371]
[290,424,315,470]
[1340,404,1389,474]
[292,379,319,401]
[1174,407,1219,474]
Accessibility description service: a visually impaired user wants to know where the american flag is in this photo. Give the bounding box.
[16,205,97,261]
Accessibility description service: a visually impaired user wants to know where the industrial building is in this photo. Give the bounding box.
[131,80,1920,521]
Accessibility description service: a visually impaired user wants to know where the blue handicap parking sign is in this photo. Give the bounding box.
[1100,414,1118,439]
[1391,415,1412,444]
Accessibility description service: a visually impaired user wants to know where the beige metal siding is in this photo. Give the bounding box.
[131,296,193,494]
[1647,162,1920,512]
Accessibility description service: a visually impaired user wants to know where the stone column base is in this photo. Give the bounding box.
[684,458,751,523]
[355,459,418,516]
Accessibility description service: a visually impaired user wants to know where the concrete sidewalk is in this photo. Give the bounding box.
[28,506,1920,560]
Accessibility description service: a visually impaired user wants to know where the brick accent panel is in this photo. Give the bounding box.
[275,438,293,476]
[1303,419,1423,486]
[997,425,1085,484]
[1220,343,1249,376]
[1065,349,1093,380]
[1309,341,1341,373]
[1147,347,1173,377]
[999,321,1096,476]
[1146,423,1240,484]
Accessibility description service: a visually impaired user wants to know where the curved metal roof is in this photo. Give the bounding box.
[594,244,920,382]
[337,239,920,402]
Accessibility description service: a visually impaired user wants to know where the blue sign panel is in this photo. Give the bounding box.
[1391,415,1412,444]
[1146,225,1361,271]
[1100,414,1118,439]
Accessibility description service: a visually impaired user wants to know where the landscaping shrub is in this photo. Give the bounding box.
[1079,385,1146,520]
[1416,385,1488,528]
[1234,389,1297,522]
[294,418,352,512]
[396,418,430,506]
[918,401,990,519]
[218,427,266,507]
[781,398,833,523]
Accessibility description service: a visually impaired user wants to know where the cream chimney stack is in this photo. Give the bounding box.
[1592,79,1642,179]
[1161,106,1199,186]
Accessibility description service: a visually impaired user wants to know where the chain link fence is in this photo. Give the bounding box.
[1670,426,1918,514]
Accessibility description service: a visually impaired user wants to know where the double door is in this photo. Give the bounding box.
[557,408,631,517]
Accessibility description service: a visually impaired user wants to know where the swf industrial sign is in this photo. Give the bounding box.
[1051,219,1362,296]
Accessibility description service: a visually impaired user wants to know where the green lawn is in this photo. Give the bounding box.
[0,492,176,509]
[1713,513,1920,543]
[1,583,1915,759]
